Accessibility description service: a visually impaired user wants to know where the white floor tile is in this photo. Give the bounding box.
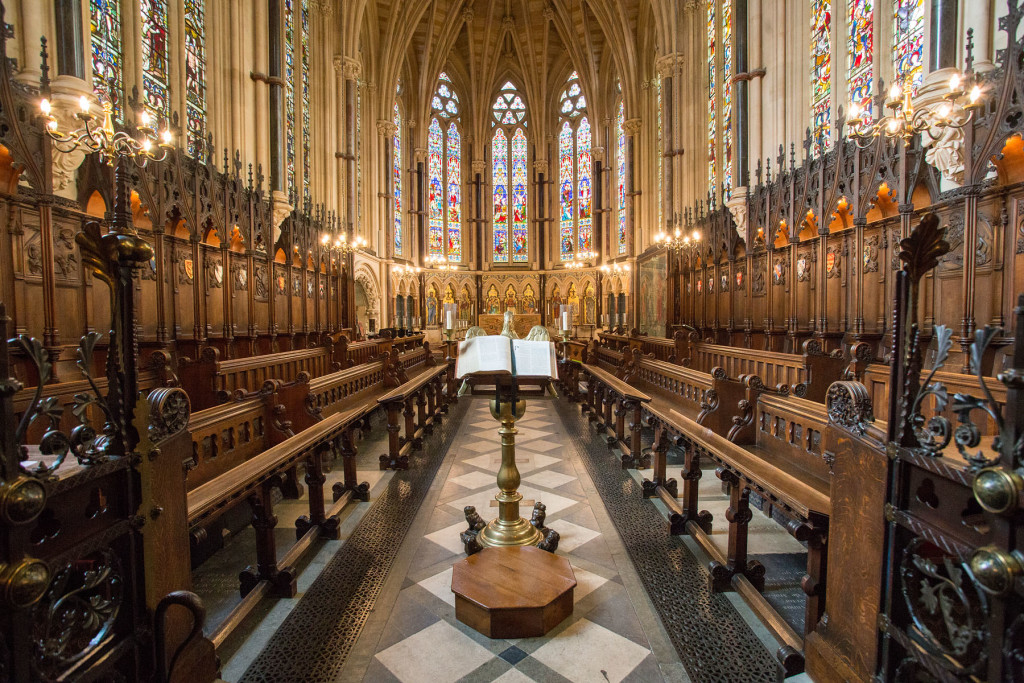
[492,668,537,682]
[547,519,601,553]
[416,566,455,607]
[523,470,576,489]
[530,619,650,683]
[375,621,494,682]
[424,521,469,556]
[571,566,610,602]
[450,471,498,489]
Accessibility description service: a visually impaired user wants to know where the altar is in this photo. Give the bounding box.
[478,313,541,338]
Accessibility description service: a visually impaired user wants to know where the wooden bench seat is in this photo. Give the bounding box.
[376,362,452,470]
[187,410,367,598]
[579,364,650,467]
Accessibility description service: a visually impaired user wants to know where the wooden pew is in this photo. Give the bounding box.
[579,364,651,468]
[187,410,369,648]
[178,345,339,411]
[376,361,451,470]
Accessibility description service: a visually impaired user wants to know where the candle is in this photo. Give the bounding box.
[446,310,454,330]
[561,311,570,332]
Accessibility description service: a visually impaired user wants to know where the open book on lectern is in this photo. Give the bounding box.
[455,336,558,379]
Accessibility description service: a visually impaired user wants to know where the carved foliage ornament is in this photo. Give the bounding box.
[826,380,874,434]
[32,549,124,679]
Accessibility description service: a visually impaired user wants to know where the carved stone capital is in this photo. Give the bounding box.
[342,57,361,81]
[462,6,475,21]
[591,146,605,162]
[377,120,399,137]
[623,118,642,135]
[471,160,486,175]
[532,159,549,173]
[333,55,343,72]
[726,187,749,240]
[921,113,965,184]
[414,147,427,160]
[271,191,293,232]
[655,53,685,77]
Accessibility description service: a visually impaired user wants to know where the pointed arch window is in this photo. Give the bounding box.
[284,0,311,200]
[140,0,169,121]
[893,0,924,94]
[811,0,833,157]
[847,0,873,122]
[393,103,402,255]
[706,0,734,198]
[491,81,528,263]
[707,1,716,193]
[184,0,207,157]
[428,73,462,261]
[90,0,123,115]
[557,72,592,260]
[616,101,627,255]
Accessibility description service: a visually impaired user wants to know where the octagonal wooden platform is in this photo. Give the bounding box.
[451,546,577,639]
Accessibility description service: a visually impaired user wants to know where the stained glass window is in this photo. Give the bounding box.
[558,73,590,261]
[617,101,627,255]
[511,129,528,262]
[893,0,924,94]
[301,0,310,202]
[90,0,123,115]
[811,0,833,156]
[393,103,402,255]
[428,118,444,257]
[656,76,662,230]
[847,0,873,121]
[492,128,508,262]
[576,118,592,254]
[428,74,462,261]
[721,0,733,194]
[284,0,296,193]
[184,0,206,157]
[491,81,529,264]
[446,122,462,260]
[559,121,574,260]
[707,0,716,194]
[140,0,169,121]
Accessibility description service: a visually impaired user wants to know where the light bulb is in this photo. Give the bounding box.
[141,138,152,153]
[692,230,700,241]
[140,111,151,127]
[40,98,51,116]
[949,74,961,92]
[938,103,951,119]
[970,85,981,103]
[47,119,58,131]
[161,130,173,145]
[321,234,330,244]
[79,95,90,113]
[889,84,901,101]
[888,119,899,133]
[848,102,859,119]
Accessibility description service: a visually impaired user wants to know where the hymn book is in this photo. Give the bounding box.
[455,336,558,379]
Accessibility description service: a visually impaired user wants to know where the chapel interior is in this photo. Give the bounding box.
[1,0,1023,682]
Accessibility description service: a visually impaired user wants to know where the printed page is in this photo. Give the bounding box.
[510,339,558,378]
[455,335,513,378]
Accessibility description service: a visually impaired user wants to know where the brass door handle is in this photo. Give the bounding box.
[970,546,1024,596]
[972,467,1024,514]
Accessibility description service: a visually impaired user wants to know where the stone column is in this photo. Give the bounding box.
[378,119,398,260]
[268,0,292,228]
[623,119,642,256]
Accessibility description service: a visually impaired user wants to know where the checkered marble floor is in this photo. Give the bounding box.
[343,397,685,683]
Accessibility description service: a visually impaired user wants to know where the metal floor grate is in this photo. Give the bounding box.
[238,399,471,683]
[554,400,780,683]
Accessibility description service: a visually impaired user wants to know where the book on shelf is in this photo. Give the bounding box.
[455,335,558,379]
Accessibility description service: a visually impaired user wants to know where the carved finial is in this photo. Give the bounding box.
[965,28,975,74]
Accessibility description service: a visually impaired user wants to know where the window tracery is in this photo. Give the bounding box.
[90,0,123,115]
[811,0,833,156]
[894,0,924,93]
[617,100,627,255]
[394,103,402,255]
[491,82,528,264]
[429,73,462,261]
[847,0,873,122]
[558,72,592,260]
[184,0,207,157]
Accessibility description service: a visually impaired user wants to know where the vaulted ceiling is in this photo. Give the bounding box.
[347,0,673,153]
